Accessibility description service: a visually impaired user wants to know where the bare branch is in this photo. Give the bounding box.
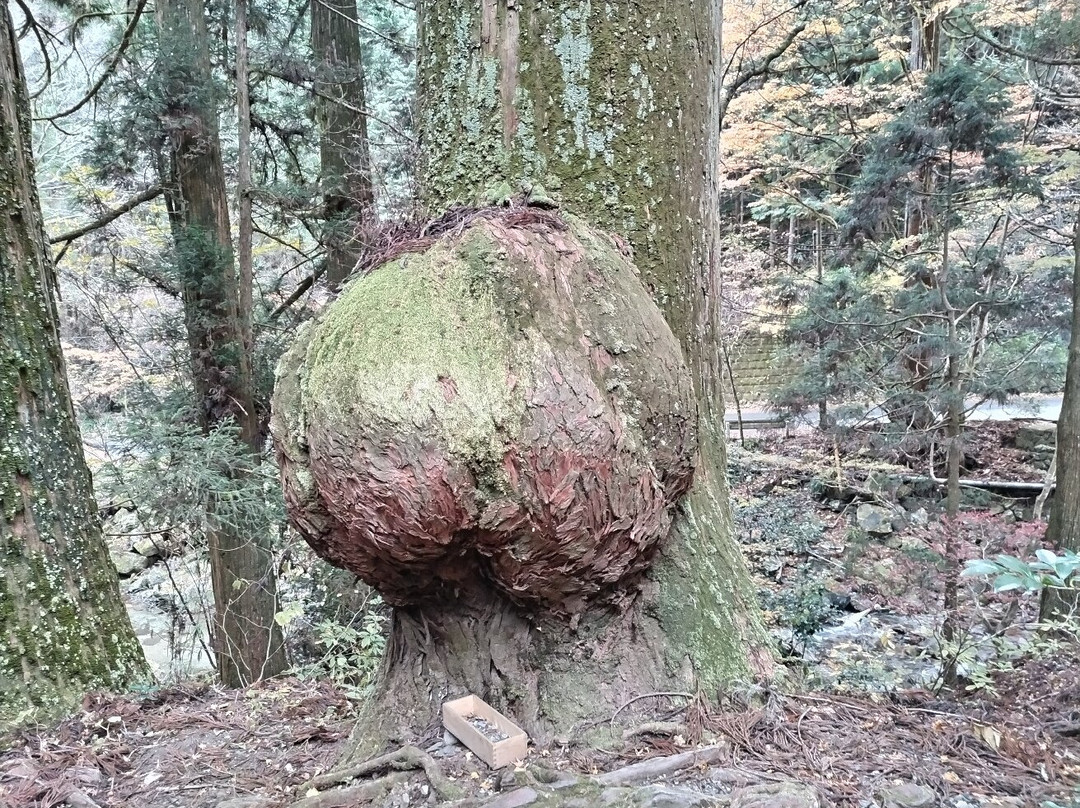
[115,257,180,299]
[38,0,150,122]
[12,0,53,99]
[49,185,164,252]
[269,263,326,321]
[310,0,415,52]
[720,19,808,126]
[947,19,1080,67]
[257,65,415,143]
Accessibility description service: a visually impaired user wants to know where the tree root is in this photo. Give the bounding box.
[288,771,409,808]
[305,745,461,802]
[593,743,727,786]
[444,787,540,808]
[622,721,688,740]
[609,692,693,725]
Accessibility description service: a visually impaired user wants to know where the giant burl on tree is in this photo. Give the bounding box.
[272,209,705,738]
[275,210,698,614]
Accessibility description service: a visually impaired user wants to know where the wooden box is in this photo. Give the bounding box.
[442,695,529,769]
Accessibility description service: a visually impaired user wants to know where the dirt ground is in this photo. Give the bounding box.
[2,422,1078,808]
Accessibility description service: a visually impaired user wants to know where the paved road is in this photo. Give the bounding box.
[965,395,1062,422]
[725,394,1064,427]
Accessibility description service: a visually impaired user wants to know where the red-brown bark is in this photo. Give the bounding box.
[275,214,697,617]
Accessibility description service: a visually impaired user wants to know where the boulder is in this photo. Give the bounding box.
[730,781,824,808]
[1031,445,1055,470]
[271,211,698,614]
[1014,421,1056,452]
[877,782,936,808]
[110,550,150,578]
[132,536,165,558]
[857,503,894,535]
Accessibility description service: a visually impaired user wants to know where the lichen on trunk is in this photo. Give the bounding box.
[0,3,148,726]
[414,0,771,694]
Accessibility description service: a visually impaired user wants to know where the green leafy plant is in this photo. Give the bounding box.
[765,572,839,647]
[942,549,1080,694]
[962,549,1080,594]
[290,594,389,699]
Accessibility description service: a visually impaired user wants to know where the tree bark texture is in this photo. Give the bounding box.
[275,214,709,744]
[1043,206,1080,621]
[156,0,287,687]
[908,1,941,74]
[349,0,768,745]
[236,0,255,376]
[0,3,147,724]
[312,0,375,287]
[898,4,941,432]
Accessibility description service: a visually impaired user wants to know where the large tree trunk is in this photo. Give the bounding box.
[1043,205,1080,621]
[156,0,287,687]
[312,0,375,287]
[0,3,147,724]
[236,0,255,383]
[350,0,771,749]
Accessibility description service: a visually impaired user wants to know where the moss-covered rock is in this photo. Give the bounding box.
[272,211,697,615]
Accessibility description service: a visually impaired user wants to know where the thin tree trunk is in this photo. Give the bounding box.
[815,220,828,429]
[237,0,254,367]
[768,217,780,268]
[156,0,287,687]
[336,0,771,752]
[1,2,147,723]
[723,341,746,447]
[786,212,797,268]
[940,152,961,688]
[1043,205,1080,621]
[311,0,375,287]
[900,3,942,430]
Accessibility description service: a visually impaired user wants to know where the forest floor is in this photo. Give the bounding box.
[2,421,1078,808]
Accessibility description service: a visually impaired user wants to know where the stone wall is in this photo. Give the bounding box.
[725,331,791,405]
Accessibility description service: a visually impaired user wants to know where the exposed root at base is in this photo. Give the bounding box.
[622,721,688,740]
[593,744,728,786]
[293,745,462,807]
[288,771,409,808]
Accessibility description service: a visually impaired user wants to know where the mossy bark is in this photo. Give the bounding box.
[420,0,771,670]
[156,0,287,687]
[339,0,770,748]
[0,3,148,727]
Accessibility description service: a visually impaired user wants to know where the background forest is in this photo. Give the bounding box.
[2,0,1080,805]
[721,0,1078,434]
[15,0,418,687]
